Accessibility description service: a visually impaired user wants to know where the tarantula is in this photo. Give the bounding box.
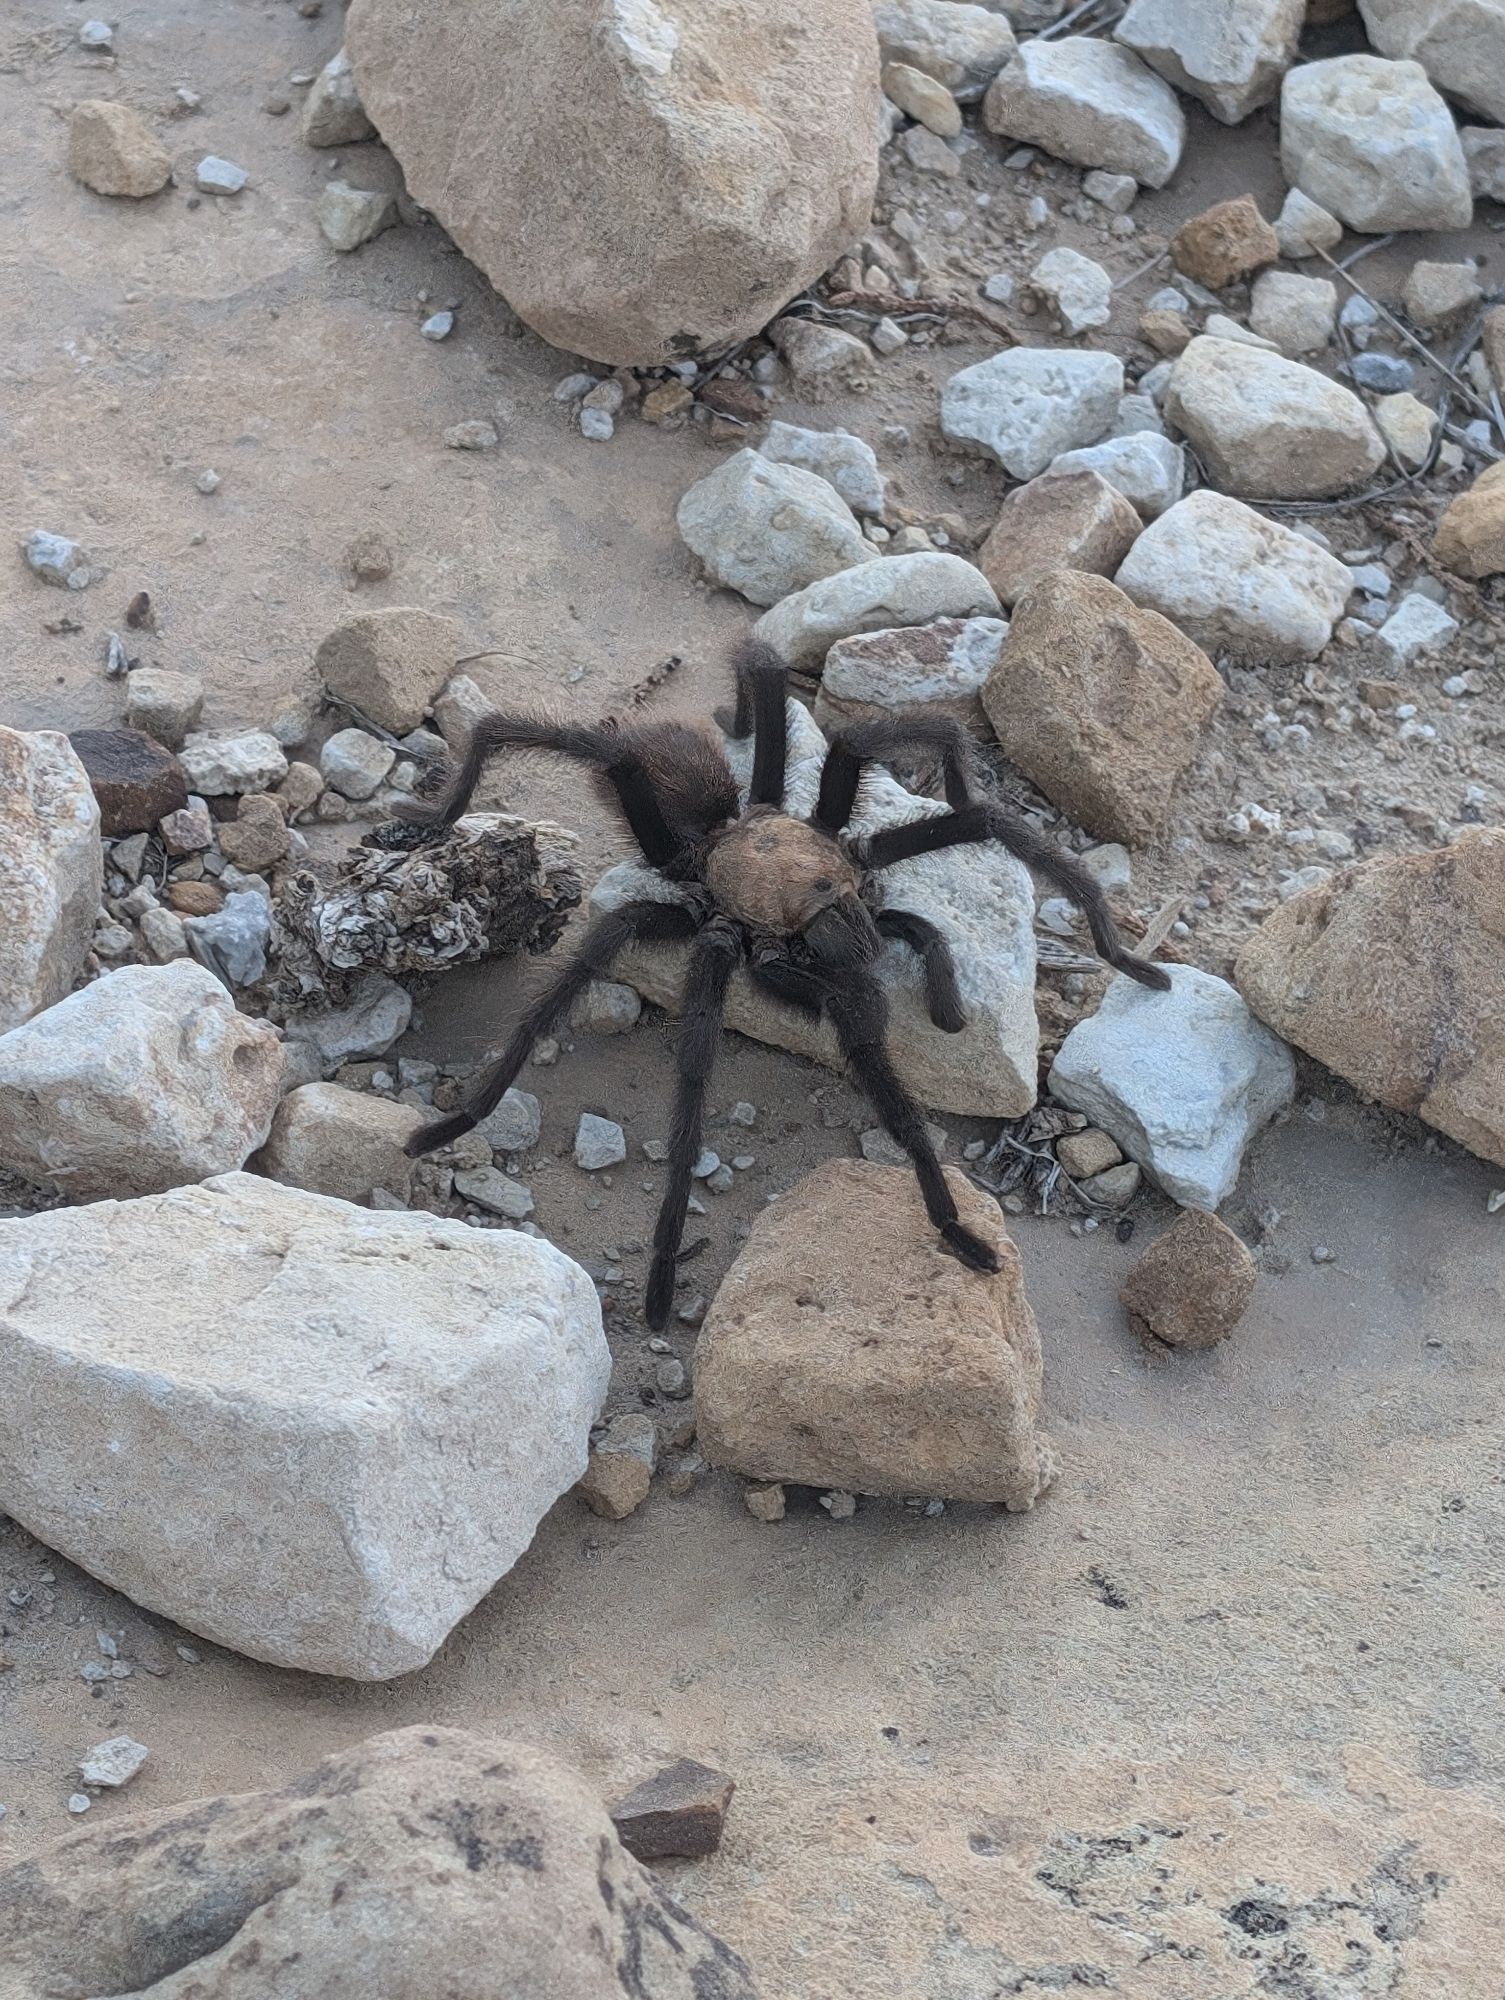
[402,641,1168,1329]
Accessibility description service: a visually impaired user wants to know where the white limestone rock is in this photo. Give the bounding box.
[753,552,999,669]
[0,1174,608,1678]
[179,729,289,797]
[982,37,1186,187]
[676,449,876,607]
[757,421,887,517]
[1029,246,1111,336]
[872,0,1016,102]
[813,615,1008,732]
[1165,337,1384,499]
[1049,966,1296,1209]
[1462,125,1505,201]
[940,346,1123,479]
[1115,489,1353,663]
[1047,431,1185,519]
[598,704,1039,1117]
[1115,0,1304,125]
[0,727,102,1034]
[1376,592,1460,666]
[1248,270,1338,355]
[0,962,285,1200]
[1357,0,1505,125]
[1280,56,1473,233]
[1274,186,1344,259]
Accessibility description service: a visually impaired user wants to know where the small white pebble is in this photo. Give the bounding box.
[1311,1245,1335,1264]
[421,310,455,341]
[579,407,614,441]
[196,468,221,495]
[67,1793,92,1815]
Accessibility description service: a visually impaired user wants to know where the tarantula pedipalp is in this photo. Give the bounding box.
[401,641,1169,1329]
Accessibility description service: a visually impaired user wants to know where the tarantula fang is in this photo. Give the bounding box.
[400,640,1169,1329]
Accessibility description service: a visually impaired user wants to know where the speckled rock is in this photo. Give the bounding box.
[1280,55,1472,232]
[255,1081,424,1203]
[316,605,468,735]
[1357,0,1505,124]
[1120,1208,1257,1350]
[752,551,999,668]
[983,36,1185,186]
[1166,337,1384,500]
[676,449,877,607]
[0,727,102,1034]
[813,615,1007,732]
[941,346,1123,479]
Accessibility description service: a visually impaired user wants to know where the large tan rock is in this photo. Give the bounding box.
[255,1081,423,1203]
[1433,461,1505,579]
[67,98,171,197]
[315,604,467,735]
[0,1174,609,1677]
[0,726,101,1034]
[1357,0,1505,123]
[0,962,284,1199]
[346,0,880,368]
[1235,829,1505,1167]
[696,1159,1054,1508]
[1166,338,1384,501]
[978,470,1141,609]
[984,571,1220,846]
[0,1727,758,1997]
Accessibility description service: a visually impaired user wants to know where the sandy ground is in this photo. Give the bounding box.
[3,4,1505,1995]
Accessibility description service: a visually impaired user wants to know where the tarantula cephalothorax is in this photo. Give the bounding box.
[402,641,1169,1329]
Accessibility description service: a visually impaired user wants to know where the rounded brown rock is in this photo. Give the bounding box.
[1119,1208,1256,1351]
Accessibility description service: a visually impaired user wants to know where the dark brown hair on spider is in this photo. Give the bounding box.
[400,639,1169,1329]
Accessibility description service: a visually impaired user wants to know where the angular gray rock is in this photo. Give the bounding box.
[1047,430,1185,519]
[752,551,999,668]
[941,346,1123,479]
[1165,337,1384,500]
[813,615,1007,731]
[676,449,877,607]
[982,37,1186,186]
[0,1727,758,1998]
[347,0,880,367]
[476,1085,542,1154]
[179,729,289,796]
[757,420,886,516]
[1274,186,1344,259]
[598,704,1038,1117]
[1029,246,1111,335]
[183,888,272,988]
[1280,56,1472,233]
[0,1176,609,1678]
[281,970,414,1073]
[872,0,1016,101]
[0,962,284,1199]
[1115,489,1355,662]
[302,46,375,146]
[1115,0,1304,125]
[317,180,398,251]
[0,727,102,1034]
[1357,0,1505,124]
[1049,966,1295,1209]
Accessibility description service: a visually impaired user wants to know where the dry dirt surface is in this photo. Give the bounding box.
[3,4,1505,1997]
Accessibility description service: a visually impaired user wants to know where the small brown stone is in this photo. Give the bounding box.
[1138,307,1192,356]
[68,99,172,199]
[978,471,1141,610]
[344,530,393,584]
[698,379,763,423]
[576,1450,651,1521]
[166,880,225,917]
[743,1482,786,1521]
[1171,195,1279,290]
[1056,1128,1122,1180]
[1434,461,1505,580]
[640,382,693,424]
[610,1758,735,1861]
[1120,1209,1256,1351]
[69,728,188,837]
[218,793,291,873]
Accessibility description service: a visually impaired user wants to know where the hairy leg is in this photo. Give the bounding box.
[728,640,790,809]
[396,712,689,872]
[646,918,741,1329]
[823,971,999,1273]
[812,714,976,834]
[405,900,698,1155]
[856,804,1171,991]
[875,908,966,1032]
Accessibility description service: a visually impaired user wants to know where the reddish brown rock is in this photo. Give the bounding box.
[611,1759,736,1861]
[982,570,1221,846]
[1235,828,1505,1166]
[218,793,291,873]
[978,471,1142,609]
[68,728,188,836]
[1119,1210,1256,1351]
[696,1160,1054,1509]
[1170,195,1279,289]
[166,879,225,917]
[1433,461,1505,579]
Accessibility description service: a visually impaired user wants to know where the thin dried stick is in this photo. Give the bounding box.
[1311,245,1496,422]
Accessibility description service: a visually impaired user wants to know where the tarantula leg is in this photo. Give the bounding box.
[727,640,790,808]
[646,918,741,1330]
[395,712,690,873]
[824,974,999,1275]
[813,714,977,833]
[855,804,1171,992]
[404,900,698,1157]
[875,908,966,1032]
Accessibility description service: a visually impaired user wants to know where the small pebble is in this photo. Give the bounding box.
[196,469,221,495]
[706,1165,735,1193]
[79,19,114,49]
[1311,1245,1335,1265]
[820,1490,857,1520]
[691,1150,720,1179]
[579,407,615,442]
[67,1793,92,1815]
[655,1357,689,1398]
[729,1102,756,1127]
[421,310,455,341]
[195,156,249,196]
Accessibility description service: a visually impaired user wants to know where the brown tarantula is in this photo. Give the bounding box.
[403,641,1168,1328]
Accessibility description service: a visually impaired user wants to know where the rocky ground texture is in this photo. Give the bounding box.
[2,0,1504,1994]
